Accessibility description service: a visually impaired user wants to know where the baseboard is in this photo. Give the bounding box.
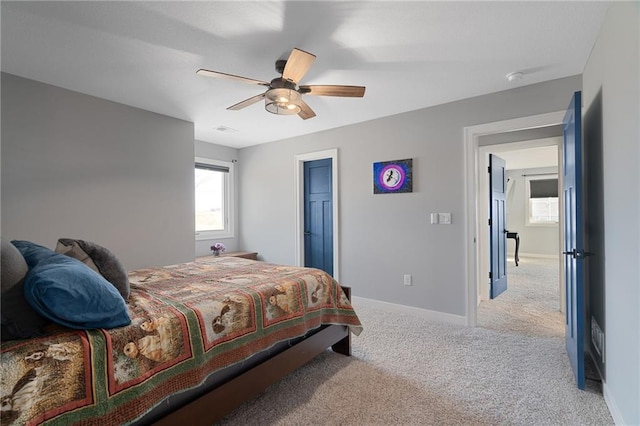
[603,382,626,425]
[517,252,559,259]
[351,296,467,326]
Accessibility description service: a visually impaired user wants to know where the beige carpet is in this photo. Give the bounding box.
[477,256,564,338]
[217,257,612,425]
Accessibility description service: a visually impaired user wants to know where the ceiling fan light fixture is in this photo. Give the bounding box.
[198,48,364,119]
[265,88,301,115]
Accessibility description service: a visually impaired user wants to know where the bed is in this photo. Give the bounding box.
[0,240,362,425]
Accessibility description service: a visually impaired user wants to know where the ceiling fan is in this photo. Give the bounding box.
[197,48,366,120]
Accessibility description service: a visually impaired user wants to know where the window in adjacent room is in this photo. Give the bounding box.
[195,157,234,239]
[525,174,559,225]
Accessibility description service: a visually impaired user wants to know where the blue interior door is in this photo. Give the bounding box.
[489,154,508,298]
[304,159,333,276]
[563,91,585,390]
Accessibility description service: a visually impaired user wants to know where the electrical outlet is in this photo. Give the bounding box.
[403,274,412,286]
[439,213,452,224]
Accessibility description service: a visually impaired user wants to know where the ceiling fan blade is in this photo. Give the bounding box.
[197,69,270,86]
[299,85,366,97]
[227,93,266,110]
[297,99,316,120]
[282,48,316,84]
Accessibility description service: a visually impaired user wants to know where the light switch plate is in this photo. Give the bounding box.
[430,213,439,224]
[439,213,452,224]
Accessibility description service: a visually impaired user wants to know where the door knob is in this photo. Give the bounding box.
[563,249,594,259]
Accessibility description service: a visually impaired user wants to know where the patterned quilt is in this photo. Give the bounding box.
[0,257,362,425]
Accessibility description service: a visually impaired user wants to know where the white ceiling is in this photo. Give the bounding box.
[499,143,559,170]
[1,1,610,149]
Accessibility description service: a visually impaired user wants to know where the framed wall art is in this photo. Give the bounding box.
[373,158,413,194]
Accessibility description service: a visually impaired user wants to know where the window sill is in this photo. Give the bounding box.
[525,222,559,228]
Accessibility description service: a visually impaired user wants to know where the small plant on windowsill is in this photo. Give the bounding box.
[210,243,226,257]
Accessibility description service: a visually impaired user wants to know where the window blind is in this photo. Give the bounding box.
[530,178,558,198]
[195,163,229,173]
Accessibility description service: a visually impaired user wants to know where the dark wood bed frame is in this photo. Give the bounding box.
[152,287,352,426]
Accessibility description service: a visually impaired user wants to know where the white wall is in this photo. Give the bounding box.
[238,75,582,316]
[582,3,640,424]
[505,167,559,257]
[194,140,240,256]
[1,73,195,270]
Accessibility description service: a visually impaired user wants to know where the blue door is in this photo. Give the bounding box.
[489,154,508,298]
[563,91,585,389]
[304,159,333,275]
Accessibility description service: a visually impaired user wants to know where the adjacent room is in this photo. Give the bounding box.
[476,137,564,337]
[1,2,638,425]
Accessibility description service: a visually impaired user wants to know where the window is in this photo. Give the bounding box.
[525,174,559,225]
[195,157,234,240]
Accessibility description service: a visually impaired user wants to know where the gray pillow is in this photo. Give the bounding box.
[56,238,130,300]
[1,238,50,340]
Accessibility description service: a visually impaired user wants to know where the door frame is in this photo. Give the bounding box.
[464,111,565,326]
[294,149,340,281]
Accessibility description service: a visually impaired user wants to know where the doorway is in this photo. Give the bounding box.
[478,139,562,301]
[294,149,340,280]
[464,111,566,326]
[477,140,563,334]
[303,158,334,275]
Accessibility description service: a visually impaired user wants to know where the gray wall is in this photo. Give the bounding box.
[505,167,559,256]
[582,3,639,424]
[1,73,195,270]
[239,75,582,316]
[194,140,240,256]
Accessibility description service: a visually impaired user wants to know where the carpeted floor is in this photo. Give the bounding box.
[217,257,612,425]
[477,256,564,338]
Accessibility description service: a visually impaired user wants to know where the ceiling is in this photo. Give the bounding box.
[1,1,610,149]
[499,143,559,170]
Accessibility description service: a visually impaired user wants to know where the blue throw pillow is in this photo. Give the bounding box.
[12,240,131,330]
[11,240,59,268]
